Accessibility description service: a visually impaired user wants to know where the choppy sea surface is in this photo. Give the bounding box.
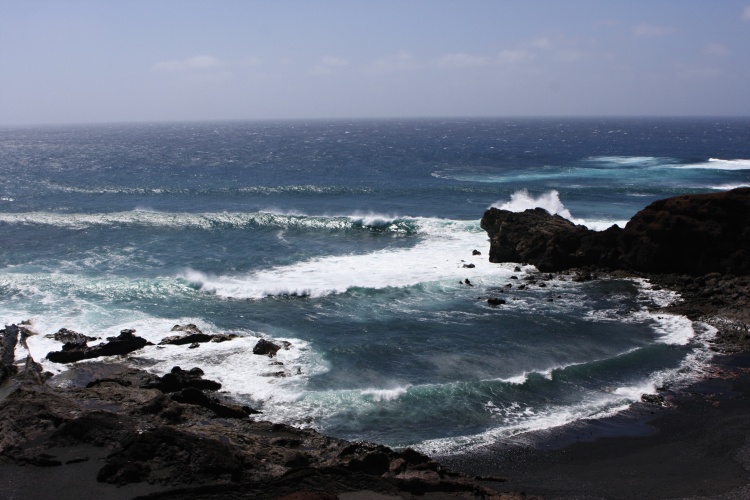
[1,118,749,454]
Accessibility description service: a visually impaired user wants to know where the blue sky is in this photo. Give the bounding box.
[2,0,750,125]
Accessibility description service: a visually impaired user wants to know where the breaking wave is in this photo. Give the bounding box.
[0,210,419,234]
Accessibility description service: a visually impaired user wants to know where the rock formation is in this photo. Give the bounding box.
[0,330,516,498]
[481,187,750,275]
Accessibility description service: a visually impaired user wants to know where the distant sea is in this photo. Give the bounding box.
[2,118,749,455]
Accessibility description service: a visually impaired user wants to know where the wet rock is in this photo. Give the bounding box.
[472,249,482,256]
[1,324,20,384]
[45,328,97,345]
[253,338,291,357]
[144,366,222,393]
[487,298,506,306]
[641,393,666,405]
[46,329,151,364]
[463,263,475,268]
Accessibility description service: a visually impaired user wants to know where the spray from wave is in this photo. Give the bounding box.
[490,190,628,231]
[490,189,573,219]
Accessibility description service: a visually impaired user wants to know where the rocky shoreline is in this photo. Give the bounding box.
[2,188,750,499]
[1,324,523,499]
[437,187,750,498]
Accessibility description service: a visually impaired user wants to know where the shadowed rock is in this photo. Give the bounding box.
[481,187,750,275]
[46,329,151,364]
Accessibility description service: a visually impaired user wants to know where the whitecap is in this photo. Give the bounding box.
[671,158,750,170]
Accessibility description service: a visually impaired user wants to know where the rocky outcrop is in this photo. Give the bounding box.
[1,324,20,384]
[253,338,290,357]
[481,188,750,275]
[46,329,152,363]
[159,324,237,346]
[0,357,515,499]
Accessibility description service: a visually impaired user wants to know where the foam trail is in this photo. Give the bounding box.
[0,210,414,233]
[672,158,750,170]
[182,218,512,299]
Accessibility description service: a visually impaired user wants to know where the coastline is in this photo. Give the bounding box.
[2,272,748,499]
[440,272,750,499]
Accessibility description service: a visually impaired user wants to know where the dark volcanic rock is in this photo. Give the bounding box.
[145,366,223,393]
[1,324,20,384]
[45,328,97,346]
[481,188,750,275]
[46,329,151,364]
[0,358,509,499]
[253,338,290,357]
[620,188,750,275]
[160,324,237,346]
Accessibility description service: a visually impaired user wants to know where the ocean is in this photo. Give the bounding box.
[1,118,749,455]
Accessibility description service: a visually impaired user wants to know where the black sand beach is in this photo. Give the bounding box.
[444,351,750,499]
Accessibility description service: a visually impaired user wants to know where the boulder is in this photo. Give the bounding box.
[253,338,290,357]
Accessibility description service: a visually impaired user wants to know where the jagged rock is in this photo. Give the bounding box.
[170,323,203,334]
[171,387,255,419]
[144,366,222,393]
[253,338,290,357]
[45,328,97,345]
[641,393,666,405]
[481,187,750,275]
[1,324,20,384]
[46,329,151,364]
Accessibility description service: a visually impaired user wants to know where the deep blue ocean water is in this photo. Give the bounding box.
[1,118,749,454]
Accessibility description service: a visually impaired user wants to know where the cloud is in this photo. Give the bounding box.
[496,49,536,64]
[364,51,419,74]
[743,6,750,20]
[153,55,224,71]
[435,53,490,69]
[310,55,351,75]
[632,23,676,37]
[675,64,724,79]
[701,43,730,57]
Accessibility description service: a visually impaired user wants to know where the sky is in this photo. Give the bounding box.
[1,0,750,125]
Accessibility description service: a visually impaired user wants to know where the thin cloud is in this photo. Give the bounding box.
[496,49,536,64]
[701,43,730,57]
[632,23,676,37]
[364,51,419,74]
[153,55,224,71]
[744,6,750,21]
[310,56,351,75]
[435,53,490,69]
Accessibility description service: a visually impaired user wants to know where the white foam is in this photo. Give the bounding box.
[361,386,411,402]
[0,210,406,232]
[708,183,750,190]
[584,156,678,167]
[489,189,626,231]
[182,218,513,300]
[491,189,572,219]
[672,158,750,170]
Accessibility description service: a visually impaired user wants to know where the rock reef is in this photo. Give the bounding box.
[481,187,750,275]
